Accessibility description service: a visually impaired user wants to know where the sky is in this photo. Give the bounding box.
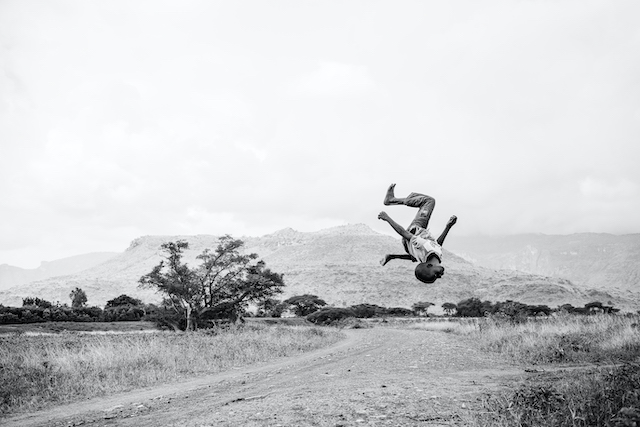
[1,0,639,268]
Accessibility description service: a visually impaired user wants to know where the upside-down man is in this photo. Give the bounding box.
[378,183,457,284]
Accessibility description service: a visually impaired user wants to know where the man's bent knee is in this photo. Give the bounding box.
[405,193,435,209]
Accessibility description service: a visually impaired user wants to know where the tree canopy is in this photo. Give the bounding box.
[284,294,327,316]
[69,287,88,308]
[139,236,285,330]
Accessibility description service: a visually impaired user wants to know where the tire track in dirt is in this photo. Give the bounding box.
[4,327,527,427]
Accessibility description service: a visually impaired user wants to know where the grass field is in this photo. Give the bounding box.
[465,314,640,427]
[0,322,344,416]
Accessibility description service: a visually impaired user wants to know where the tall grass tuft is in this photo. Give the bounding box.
[0,324,343,416]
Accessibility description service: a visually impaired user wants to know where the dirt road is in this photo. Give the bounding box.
[4,327,525,426]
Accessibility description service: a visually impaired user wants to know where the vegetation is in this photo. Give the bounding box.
[0,324,343,416]
[69,287,88,308]
[470,314,640,365]
[139,237,285,330]
[442,302,457,316]
[307,307,356,325]
[467,314,640,427]
[411,301,434,316]
[475,364,640,427]
[284,294,327,316]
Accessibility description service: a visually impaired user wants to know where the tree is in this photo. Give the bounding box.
[22,297,52,308]
[139,240,202,330]
[105,294,142,309]
[139,237,285,330]
[307,307,355,325]
[442,302,457,316]
[69,287,88,308]
[412,301,434,316]
[456,297,485,317]
[284,294,327,316]
[196,236,285,322]
[256,298,286,317]
[585,301,604,314]
[350,303,386,318]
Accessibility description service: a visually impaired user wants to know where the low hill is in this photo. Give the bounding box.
[0,252,119,291]
[0,225,625,310]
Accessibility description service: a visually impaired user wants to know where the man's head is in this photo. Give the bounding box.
[415,262,445,284]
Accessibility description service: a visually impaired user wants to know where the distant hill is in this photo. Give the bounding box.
[0,225,628,310]
[445,233,640,305]
[0,252,119,291]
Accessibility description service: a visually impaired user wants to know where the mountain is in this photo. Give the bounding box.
[0,252,119,291]
[0,225,629,310]
[445,233,640,305]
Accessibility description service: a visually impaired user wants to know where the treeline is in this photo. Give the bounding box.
[0,294,149,324]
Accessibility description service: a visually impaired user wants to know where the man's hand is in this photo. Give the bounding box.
[378,211,391,222]
[447,215,457,227]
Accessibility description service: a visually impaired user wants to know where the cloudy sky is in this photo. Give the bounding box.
[1,1,639,268]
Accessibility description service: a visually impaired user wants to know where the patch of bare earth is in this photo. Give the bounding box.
[4,327,525,427]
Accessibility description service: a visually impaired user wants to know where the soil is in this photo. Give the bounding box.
[3,326,529,427]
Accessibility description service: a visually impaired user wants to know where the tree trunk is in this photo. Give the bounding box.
[185,304,195,331]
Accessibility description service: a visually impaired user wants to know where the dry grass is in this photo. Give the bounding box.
[465,314,640,364]
[0,324,344,416]
[464,314,640,427]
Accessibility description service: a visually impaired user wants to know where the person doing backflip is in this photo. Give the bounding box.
[378,183,457,284]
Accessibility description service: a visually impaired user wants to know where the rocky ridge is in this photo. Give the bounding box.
[0,224,629,310]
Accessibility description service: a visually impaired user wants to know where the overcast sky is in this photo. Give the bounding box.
[1,1,639,268]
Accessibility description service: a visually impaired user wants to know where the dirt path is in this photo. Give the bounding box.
[4,327,526,427]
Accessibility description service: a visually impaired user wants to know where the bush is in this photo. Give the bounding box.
[103,306,145,322]
[307,307,356,325]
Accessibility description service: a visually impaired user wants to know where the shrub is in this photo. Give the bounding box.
[307,307,356,325]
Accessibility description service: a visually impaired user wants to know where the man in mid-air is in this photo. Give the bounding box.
[378,183,457,284]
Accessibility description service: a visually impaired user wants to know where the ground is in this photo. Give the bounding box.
[4,326,528,427]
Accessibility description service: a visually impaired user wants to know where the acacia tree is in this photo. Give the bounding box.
[69,287,88,308]
[284,294,327,316]
[412,301,434,316]
[442,302,457,316]
[139,237,284,330]
[196,235,285,321]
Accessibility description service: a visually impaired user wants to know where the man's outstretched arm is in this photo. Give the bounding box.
[378,211,413,241]
[437,215,457,246]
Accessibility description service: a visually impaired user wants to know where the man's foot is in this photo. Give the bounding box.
[383,183,397,205]
[447,215,458,227]
[380,254,391,266]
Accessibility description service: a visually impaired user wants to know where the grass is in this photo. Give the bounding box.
[0,323,344,416]
[468,314,640,365]
[460,314,640,427]
[475,363,640,427]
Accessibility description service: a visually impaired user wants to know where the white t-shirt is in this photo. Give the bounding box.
[407,228,442,263]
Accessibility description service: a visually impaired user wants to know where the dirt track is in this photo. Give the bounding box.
[4,327,526,426]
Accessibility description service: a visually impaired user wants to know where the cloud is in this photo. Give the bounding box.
[580,177,637,199]
[287,62,375,98]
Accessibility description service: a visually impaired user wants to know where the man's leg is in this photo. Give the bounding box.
[380,253,414,266]
[383,183,436,232]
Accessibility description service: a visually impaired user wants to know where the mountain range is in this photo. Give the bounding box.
[0,252,118,291]
[1,224,635,311]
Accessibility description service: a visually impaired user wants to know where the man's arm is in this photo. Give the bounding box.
[436,215,457,246]
[378,211,413,241]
